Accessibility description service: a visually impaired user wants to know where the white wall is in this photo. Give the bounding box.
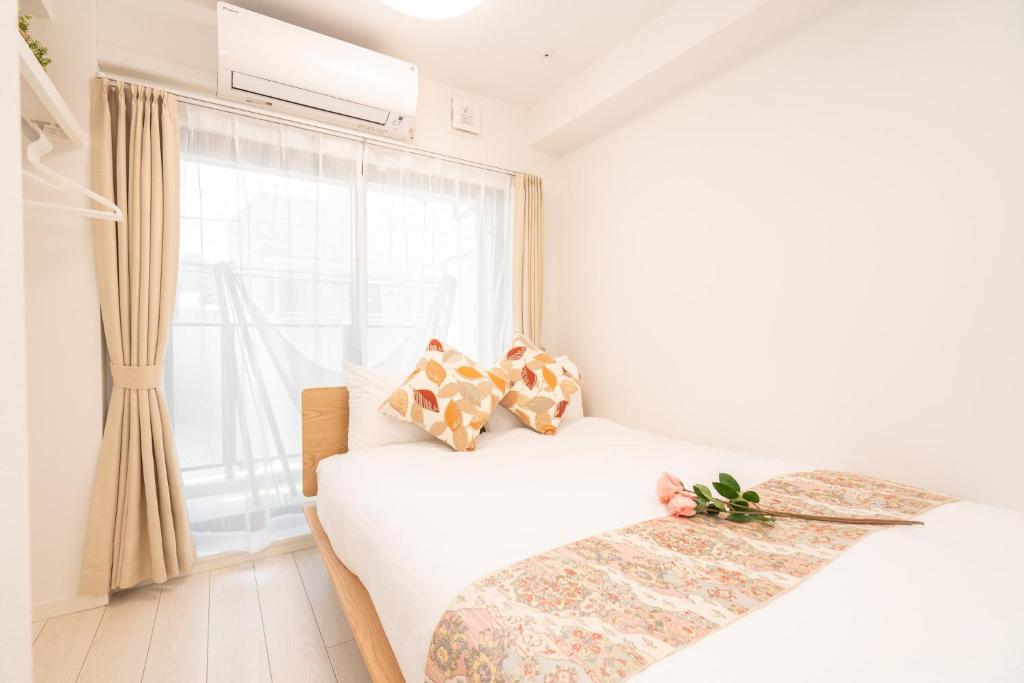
[554,0,1024,508]
[26,0,559,612]
[1,0,31,675]
[22,0,106,612]
[1,0,32,676]
[94,0,561,348]
[94,0,561,349]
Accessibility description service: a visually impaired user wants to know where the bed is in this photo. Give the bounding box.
[301,387,1024,683]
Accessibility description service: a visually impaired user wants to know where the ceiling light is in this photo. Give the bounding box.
[381,0,484,20]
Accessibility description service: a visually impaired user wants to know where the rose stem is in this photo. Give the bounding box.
[740,506,923,526]
[684,488,924,526]
[679,483,929,528]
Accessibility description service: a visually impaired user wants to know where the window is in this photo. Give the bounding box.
[168,103,512,555]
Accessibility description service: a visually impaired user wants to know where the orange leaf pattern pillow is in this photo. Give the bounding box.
[379,339,507,451]
[494,333,580,435]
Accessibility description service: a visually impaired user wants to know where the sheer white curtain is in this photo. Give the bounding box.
[168,102,512,556]
[364,145,512,373]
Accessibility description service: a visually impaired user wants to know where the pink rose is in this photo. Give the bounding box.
[667,493,697,517]
[655,472,684,504]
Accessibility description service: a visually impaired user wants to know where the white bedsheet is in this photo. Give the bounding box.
[316,418,1024,682]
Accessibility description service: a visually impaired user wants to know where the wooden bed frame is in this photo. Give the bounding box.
[302,387,405,683]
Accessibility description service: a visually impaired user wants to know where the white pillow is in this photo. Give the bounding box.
[557,355,585,422]
[484,403,528,432]
[485,354,584,432]
[562,391,585,422]
[344,362,435,451]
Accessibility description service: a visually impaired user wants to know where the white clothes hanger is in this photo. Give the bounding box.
[21,118,124,222]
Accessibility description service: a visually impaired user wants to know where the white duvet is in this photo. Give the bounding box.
[316,418,1024,682]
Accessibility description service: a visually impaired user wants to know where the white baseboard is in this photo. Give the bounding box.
[188,533,316,575]
[31,534,315,623]
[32,593,109,622]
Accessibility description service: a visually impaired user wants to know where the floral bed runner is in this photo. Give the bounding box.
[424,470,952,683]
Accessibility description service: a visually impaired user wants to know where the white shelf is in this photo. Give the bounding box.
[18,38,84,148]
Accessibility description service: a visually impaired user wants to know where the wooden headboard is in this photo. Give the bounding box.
[301,387,349,496]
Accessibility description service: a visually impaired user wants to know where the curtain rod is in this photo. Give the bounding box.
[95,72,521,178]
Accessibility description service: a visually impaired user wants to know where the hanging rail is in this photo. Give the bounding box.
[21,119,123,222]
[97,71,521,178]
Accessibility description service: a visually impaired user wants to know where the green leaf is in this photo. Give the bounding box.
[694,484,714,500]
[730,499,750,509]
[727,513,752,522]
[742,490,760,503]
[710,500,728,512]
[713,481,740,499]
[719,473,740,491]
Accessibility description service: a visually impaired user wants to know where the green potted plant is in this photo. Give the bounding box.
[18,13,52,70]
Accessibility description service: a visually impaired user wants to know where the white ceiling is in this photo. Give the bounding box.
[223,0,679,106]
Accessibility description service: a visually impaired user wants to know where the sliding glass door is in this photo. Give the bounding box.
[363,145,512,373]
[168,103,512,555]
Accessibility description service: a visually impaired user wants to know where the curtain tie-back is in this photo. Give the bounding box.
[110,363,164,389]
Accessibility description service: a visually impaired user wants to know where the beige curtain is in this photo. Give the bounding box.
[513,174,543,343]
[80,78,194,594]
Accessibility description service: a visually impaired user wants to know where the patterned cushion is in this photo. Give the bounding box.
[493,333,580,435]
[379,339,507,451]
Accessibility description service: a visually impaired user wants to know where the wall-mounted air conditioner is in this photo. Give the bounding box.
[216,2,418,139]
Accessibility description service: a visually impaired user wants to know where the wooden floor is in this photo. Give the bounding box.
[31,548,374,683]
